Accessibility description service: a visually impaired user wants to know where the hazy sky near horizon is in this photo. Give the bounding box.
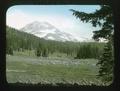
[6,5,100,40]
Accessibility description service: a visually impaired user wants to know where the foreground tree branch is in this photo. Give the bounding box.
[70,5,114,83]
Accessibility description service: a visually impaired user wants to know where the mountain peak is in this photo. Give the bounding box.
[31,21,40,24]
[31,21,51,26]
[20,21,79,42]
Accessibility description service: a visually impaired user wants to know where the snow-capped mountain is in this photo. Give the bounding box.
[20,21,79,42]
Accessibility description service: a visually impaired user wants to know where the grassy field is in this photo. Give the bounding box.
[6,55,109,86]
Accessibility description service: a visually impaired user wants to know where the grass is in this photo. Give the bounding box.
[6,55,109,86]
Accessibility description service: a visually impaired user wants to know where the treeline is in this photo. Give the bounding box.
[75,43,104,59]
[6,26,105,59]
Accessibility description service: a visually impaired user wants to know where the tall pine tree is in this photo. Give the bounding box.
[70,5,114,83]
[97,37,114,82]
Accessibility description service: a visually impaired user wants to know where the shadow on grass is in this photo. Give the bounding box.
[0,82,114,91]
[7,82,112,87]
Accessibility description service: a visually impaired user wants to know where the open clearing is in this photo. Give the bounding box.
[6,55,107,85]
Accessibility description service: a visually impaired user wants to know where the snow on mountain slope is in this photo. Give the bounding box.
[20,21,86,42]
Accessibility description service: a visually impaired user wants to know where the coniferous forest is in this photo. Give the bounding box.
[6,26,105,59]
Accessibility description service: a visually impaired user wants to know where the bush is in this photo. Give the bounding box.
[6,46,13,55]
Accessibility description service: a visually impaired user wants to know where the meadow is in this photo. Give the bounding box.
[6,54,110,86]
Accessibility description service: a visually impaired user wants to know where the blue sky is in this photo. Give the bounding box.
[7,5,100,40]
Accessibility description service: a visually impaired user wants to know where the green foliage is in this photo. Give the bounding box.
[35,43,42,57]
[6,26,105,59]
[6,26,41,51]
[97,39,114,82]
[36,49,41,57]
[6,46,13,55]
[75,43,103,59]
[35,42,48,57]
[71,5,114,82]
[42,48,48,57]
[70,5,113,41]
